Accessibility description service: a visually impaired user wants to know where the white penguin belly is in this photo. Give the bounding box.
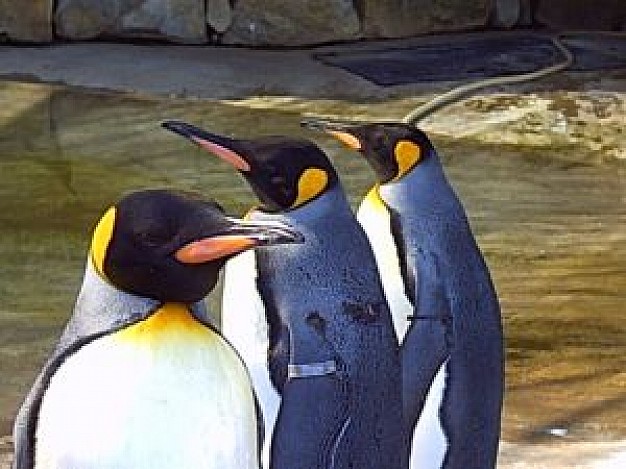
[222,250,280,469]
[410,360,448,469]
[35,304,258,469]
[357,189,413,341]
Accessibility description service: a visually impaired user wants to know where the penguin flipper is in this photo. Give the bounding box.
[269,310,350,469]
[12,372,43,469]
[401,249,452,431]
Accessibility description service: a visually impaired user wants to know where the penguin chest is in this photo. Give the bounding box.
[35,304,258,469]
[357,188,413,341]
[221,250,280,469]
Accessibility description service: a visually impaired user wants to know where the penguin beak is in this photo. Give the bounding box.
[162,120,252,172]
[175,218,304,264]
[300,118,363,151]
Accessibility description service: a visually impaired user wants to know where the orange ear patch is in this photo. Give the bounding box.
[393,140,421,180]
[292,168,329,208]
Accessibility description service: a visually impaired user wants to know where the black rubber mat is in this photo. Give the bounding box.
[314,34,626,86]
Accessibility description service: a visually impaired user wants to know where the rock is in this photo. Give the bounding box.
[207,0,232,34]
[222,0,360,46]
[490,0,520,29]
[55,0,112,39]
[0,0,52,41]
[356,0,491,39]
[516,0,534,26]
[355,0,405,38]
[55,0,208,43]
[535,0,626,31]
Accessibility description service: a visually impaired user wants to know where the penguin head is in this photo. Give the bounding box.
[90,189,303,303]
[162,120,339,213]
[301,119,436,184]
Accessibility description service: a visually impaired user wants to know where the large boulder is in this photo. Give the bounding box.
[356,0,491,39]
[222,0,360,46]
[0,0,52,41]
[535,0,626,31]
[55,0,207,43]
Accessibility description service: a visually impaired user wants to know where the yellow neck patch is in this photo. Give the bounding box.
[393,140,421,181]
[91,206,116,278]
[363,184,386,212]
[116,303,210,343]
[292,168,328,209]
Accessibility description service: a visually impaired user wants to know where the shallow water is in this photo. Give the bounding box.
[0,81,624,446]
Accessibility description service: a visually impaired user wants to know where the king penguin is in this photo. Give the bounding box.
[162,120,406,469]
[12,188,303,469]
[302,119,504,469]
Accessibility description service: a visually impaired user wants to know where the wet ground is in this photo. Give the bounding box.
[0,32,625,468]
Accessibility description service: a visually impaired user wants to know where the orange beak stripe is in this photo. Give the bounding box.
[191,136,251,172]
[175,235,256,264]
[327,130,361,150]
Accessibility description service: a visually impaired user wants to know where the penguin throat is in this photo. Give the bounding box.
[88,255,118,290]
[365,156,396,185]
[116,303,207,343]
[364,184,388,211]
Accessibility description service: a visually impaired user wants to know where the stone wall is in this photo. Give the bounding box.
[0,0,624,45]
[55,0,208,43]
[535,0,626,32]
[357,0,490,39]
[222,0,361,46]
[0,0,52,41]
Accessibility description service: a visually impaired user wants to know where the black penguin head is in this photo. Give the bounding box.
[301,119,436,184]
[162,120,339,213]
[90,189,303,303]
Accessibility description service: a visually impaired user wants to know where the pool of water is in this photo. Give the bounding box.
[0,80,624,445]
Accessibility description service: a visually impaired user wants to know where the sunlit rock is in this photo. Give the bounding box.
[0,0,52,41]
[222,0,360,46]
[55,0,207,43]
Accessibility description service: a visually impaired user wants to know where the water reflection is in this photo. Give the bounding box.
[0,81,624,444]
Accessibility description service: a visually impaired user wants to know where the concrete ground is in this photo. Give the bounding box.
[0,31,623,102]
[0,31,624,468]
